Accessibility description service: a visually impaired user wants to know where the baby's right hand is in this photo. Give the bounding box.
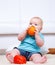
[26,26,31,31]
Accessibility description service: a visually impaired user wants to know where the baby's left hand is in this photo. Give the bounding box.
[35,28,39,35]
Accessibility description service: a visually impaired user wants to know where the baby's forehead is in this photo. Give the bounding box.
[30,18,42,23]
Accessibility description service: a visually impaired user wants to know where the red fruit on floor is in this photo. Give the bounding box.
[14,55,26,64]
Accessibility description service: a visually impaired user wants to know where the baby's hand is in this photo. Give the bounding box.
[35,28,39,35]
[27,25,31,29]
[26,25,31,31]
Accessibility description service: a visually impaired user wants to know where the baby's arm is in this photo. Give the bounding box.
[35,30,44,47]
[18,30,27,41]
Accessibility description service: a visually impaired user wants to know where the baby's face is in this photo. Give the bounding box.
[29,18,43,32]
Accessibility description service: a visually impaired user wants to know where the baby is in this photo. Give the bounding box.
[6,17,47,64]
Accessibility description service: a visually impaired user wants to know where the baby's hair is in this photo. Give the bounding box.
[30,16,43,25]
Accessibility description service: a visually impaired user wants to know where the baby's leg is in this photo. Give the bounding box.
[29,54,47,64]
[6,49,20,63]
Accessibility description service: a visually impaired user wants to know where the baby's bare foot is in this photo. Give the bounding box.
[33,55,47,64]
[39,55,47,63]
[6,52,14,63]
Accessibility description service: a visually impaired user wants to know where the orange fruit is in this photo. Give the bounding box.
[27,26,36,36]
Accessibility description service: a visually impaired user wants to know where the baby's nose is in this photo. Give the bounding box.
[32,24,35,26]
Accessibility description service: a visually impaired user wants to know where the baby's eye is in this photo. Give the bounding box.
[35,24,37,26]
[30,23,32,25]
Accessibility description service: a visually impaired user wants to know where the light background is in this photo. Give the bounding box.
[0,0,55,49]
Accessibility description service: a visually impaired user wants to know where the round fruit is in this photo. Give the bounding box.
[14,55,26,64]
[27,26,35,36]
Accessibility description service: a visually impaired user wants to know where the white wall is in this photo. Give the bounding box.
[0,0,20,24]
[44,34,55,48]
[20,0,55,22]
[0,0,55,49]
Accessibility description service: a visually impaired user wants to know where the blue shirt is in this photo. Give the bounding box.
[18,33,44,53]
